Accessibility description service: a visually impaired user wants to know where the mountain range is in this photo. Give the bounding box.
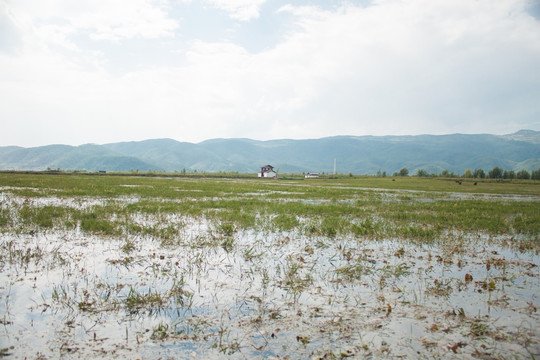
[1,130,539,175]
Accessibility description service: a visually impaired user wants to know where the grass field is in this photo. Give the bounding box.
[0,173,539,358]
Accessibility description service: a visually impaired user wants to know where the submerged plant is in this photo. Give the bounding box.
[169,277,193,308]
[218,222,235,237]
[282,258,312,301]
[425,278,453,297]
[124,287,166,314]
[469,317,491,338]
[151,323,170,340]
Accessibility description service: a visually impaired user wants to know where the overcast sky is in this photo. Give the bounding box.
[1,0,540,147]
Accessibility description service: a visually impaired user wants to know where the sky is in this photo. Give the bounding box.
[1,0,540,147]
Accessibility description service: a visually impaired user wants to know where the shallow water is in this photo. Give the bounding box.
[1,187,539,359]
[1,224,539,359]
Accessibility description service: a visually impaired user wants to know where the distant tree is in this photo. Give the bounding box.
[463,168,473,178]
[399,168,409,176]
[532,168,540,180]
[416,169,428,177]
[376,169,382,177]
[382,171,387,177]
[503,170,515,179]
[392,172,399,177]
[441,169,457,178]
[516,169,530,179]
[473,169,485,178]
[488,166,503,179]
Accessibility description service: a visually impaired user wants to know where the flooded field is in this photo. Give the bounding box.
[0,174,539,359]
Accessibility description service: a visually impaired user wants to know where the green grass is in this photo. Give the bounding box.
[78,211,118,235]
[1,172,538,198]
[0,208,12,228]
[1,173,538,248]
[18,205,66,229]
[273,214,300,231]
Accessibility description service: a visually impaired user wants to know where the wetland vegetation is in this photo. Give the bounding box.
[0,173,539,359]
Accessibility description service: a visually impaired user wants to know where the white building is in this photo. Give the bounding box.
[258,164,277,178]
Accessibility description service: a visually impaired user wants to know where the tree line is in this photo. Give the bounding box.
[381,167,540,180]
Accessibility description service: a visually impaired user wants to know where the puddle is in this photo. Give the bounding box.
[0,193,109,209]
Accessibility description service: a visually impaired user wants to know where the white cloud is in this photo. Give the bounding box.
[5,0,179,43]
[0,0,539,147]
[204,0,266,21]
[267,0,540,136]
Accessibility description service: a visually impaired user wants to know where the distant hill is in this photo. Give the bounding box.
[0,144,156,172]
[500,129,540,144]
[1,130,539,175]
